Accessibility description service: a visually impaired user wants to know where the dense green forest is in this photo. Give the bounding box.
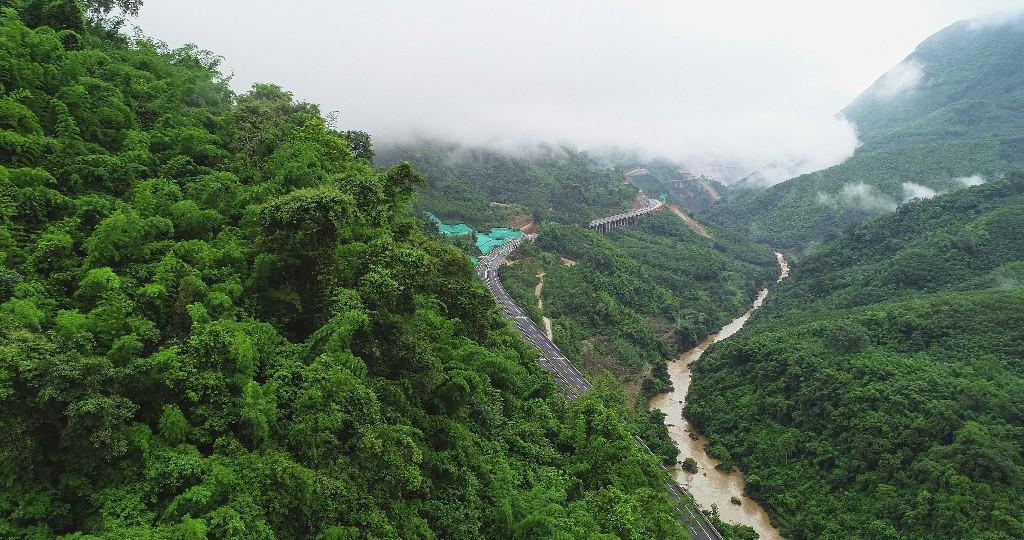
[534,214,776,389]
[708,14,1024,249]
[0,3,695,538]
[376,139,638,229]
[687,173,1024,539]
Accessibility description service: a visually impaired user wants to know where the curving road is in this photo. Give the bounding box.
[589,191,665,233]
[476,235,589,396]
[475,201,724,540]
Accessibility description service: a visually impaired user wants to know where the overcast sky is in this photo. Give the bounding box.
[134,0,1024,182]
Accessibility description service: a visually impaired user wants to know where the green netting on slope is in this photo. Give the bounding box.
[476,228,524,255]
[425,212,473,236]
[488,228,521,240]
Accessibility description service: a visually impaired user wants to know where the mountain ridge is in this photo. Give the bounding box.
[707,13,1024,250]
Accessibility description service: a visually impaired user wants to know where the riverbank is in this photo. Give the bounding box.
[649,252,789,539]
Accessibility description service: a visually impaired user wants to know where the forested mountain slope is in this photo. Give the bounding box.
[376,138,637,229]
[843,15,1024,148]
[687,173,1024,539]
[708,13,1024,249]
[385,137,780,461]
[0,3,692,538]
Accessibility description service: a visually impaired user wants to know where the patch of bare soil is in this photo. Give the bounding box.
[668,204,711,239]
[534,272,554,340]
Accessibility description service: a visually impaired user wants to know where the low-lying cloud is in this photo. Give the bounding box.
[902,181,939,201]
[818,183,898,212]
[819,175,991,213]
[872,60,924,99]
[955,174,987,187]
[134,1,1024,186]
[968,9,1024,29]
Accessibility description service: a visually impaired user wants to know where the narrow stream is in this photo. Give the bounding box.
[649,252,789,539]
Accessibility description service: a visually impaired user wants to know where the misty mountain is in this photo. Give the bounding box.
[844,13,1024,148]
[375,139,637,229]
[707,14,1024,250]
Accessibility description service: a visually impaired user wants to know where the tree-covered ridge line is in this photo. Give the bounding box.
[0,3,696,538]
[687,173,1024,539]
[707,14,1024,250]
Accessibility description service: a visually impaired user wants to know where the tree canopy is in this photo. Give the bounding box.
[688,173,1024,539]
[0,4,692,539]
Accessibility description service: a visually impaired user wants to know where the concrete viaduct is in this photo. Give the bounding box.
[588,192,665,234]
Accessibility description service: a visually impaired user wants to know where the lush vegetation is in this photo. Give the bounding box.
[687,173,1024,539]
[709,14,1024,250]
[393,139,778,474]
[539,213,775,383]
[376,138,638,229]
[0,3,694,538]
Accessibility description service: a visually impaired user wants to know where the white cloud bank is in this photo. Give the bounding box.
[902,181,939,201]
[955,175,987,187]
[133,0,1024,186]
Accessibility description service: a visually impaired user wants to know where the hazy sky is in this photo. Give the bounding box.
[134,1,1024,182]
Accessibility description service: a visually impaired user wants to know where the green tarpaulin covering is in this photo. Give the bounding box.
[426,212,472,236]
[425,213,522,255]
[476,228,523,255]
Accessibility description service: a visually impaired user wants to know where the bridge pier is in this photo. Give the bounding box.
[588,200,662,235]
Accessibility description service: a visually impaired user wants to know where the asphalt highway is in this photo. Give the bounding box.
[476,236,590,396]
[476,229,724,540]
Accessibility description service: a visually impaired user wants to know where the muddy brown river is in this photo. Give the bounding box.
[649,252,789,540]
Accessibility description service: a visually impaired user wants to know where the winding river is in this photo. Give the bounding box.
[649,252,790,540]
